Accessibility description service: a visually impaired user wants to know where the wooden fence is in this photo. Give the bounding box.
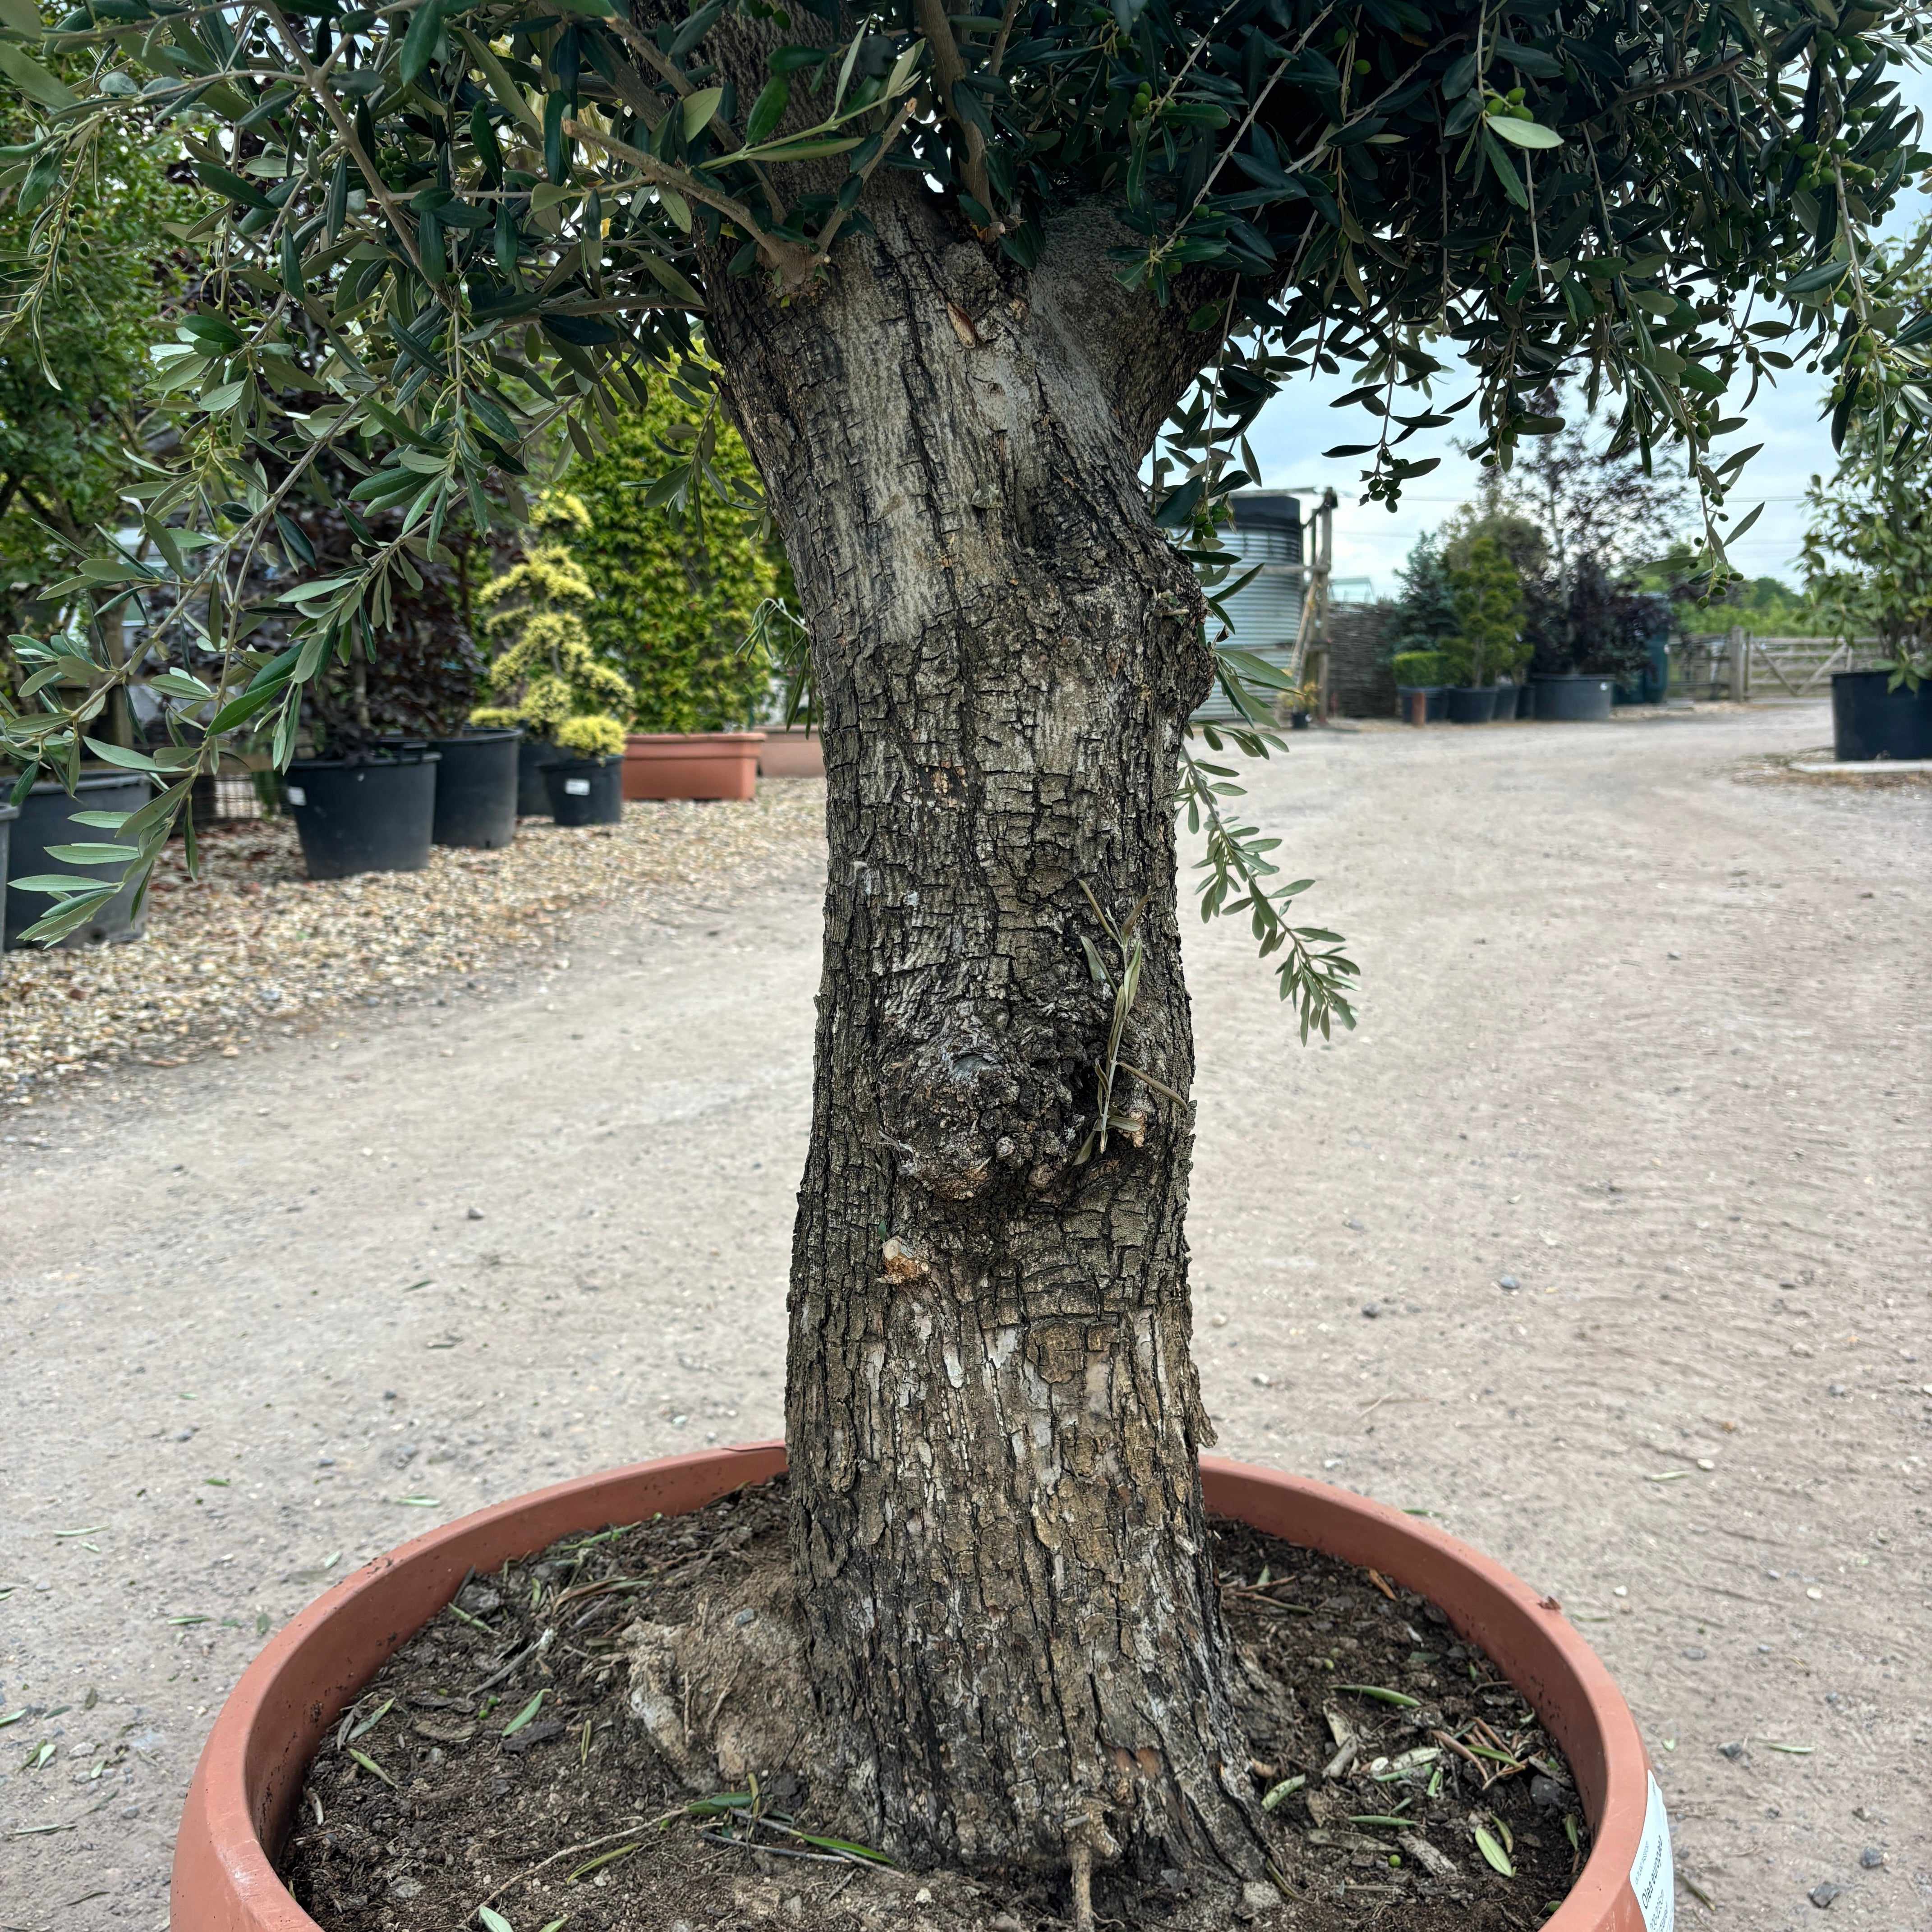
[1673,630,1886,701]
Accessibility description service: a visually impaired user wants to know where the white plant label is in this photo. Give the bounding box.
[1629,1771,1675,1932]
[286,786,306,807]
[564,778,591,796]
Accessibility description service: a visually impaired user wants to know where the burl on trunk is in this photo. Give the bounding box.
[710,185,1272,1890]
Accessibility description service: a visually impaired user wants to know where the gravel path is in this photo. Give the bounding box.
[3,701,1927,1931]
[0,783,825,1111]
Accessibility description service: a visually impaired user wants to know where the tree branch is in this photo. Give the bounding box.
[987,0,1025,80]
[563,121,816,287]
[808,97,920,267]
[912,0,998,224]
[1607,50,1753,112]
[257,0,425,280]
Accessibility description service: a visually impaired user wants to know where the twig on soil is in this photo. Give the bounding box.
[478,1814,677,1905]
[697,1829,852,1863]
[1430,1727,1488,1775]
[474,1627,553,1695]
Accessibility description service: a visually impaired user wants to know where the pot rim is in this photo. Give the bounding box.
[427,727,524,745]
[624,731,768,748]
[172,1446,1660,1932]
[285,753,442,773]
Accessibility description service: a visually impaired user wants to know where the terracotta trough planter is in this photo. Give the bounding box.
[756,726,825,779]
[173,1447,1672,1932]
[622,731,765,801]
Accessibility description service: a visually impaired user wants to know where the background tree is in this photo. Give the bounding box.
[1443,533,1523,686]
[0,72,185,745]
[1802,437,1932,687]
[1499,384,1687,581]
[252,466,488,756]
[567,389,780,732]
[1391,533,1457,658]
[0,87,183,632]
[1441,388,1687,680]
[3,0,1928,1916]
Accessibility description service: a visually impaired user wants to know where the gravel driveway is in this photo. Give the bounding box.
[3,700,1926,1931]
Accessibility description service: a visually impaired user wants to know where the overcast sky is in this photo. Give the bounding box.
[1243,71,1932,596]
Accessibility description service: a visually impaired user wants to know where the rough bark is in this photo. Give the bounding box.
[706,183,1267,1891]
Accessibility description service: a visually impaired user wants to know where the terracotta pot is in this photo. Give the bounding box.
[622,731,765,802]
[756,727,825,779]
[173,1448,1670,1932]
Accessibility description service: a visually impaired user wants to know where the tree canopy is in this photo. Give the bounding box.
[0,72,184,637]
[1,0,1929,941]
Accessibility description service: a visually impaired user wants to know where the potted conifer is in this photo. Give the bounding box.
[1388,535,1457,721]
[469,497,635,818]
[1444,535,1522,722]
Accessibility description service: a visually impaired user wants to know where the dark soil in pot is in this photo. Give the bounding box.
[278,1477,1587,1932]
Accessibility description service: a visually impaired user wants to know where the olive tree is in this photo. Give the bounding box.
[1803,424,1932,686]
[2,0,1927,1909]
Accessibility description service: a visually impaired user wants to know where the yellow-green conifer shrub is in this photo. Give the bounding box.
[1444,536,1525,688]
[553,714,627,759]
[471,495,632,754]
[566,395,781,734]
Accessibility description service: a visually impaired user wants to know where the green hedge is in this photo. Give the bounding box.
[1391,650,1452,687]
[565,394,781,734]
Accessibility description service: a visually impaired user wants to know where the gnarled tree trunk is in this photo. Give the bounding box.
[709,184,1267,1894]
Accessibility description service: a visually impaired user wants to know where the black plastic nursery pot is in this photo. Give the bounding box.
[427,730,519,849]
[1534,673,1615,722]
[543,754,624,827]
[1515,682,1538,719]
[1395,684,1447,723]
[1447,684,1500,723]
[4,773,155,950]
[283,754,439,881]
[1288,709,1311,730]
[516,736,558,817]
[1831,668,1932,761]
